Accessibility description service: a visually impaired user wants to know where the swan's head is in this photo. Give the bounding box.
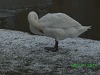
[28,11,39,23]
[28,11,44,35]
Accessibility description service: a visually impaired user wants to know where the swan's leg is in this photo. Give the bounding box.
[53,40,58,52]
[45,40,58,52]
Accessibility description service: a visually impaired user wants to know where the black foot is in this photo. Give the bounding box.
[45,47,58,52]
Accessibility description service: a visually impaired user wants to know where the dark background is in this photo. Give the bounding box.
[0,0,100,40]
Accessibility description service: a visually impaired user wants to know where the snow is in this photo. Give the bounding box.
[0,29,100,75]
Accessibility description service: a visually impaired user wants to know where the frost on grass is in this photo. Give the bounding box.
[0,29,100,75]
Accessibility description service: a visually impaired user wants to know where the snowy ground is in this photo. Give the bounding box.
[0,29,100,75]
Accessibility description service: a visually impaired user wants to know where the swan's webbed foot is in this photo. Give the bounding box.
[45,47,58,52]
[45,40,58,52]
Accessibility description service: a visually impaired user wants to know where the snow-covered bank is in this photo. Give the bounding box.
[0,29,100,75]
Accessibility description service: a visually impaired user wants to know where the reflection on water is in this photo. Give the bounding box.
[0,0,100,40]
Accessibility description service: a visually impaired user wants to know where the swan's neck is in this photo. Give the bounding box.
[28,11,42,30]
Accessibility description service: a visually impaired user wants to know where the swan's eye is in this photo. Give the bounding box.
[39,30,44,34]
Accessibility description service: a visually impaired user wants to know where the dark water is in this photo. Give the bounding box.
[0,0,100,40]
[50,0,100,40]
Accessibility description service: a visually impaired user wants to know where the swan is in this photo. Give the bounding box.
[28,11,91,52]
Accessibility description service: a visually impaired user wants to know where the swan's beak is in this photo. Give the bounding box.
[39,30,44,34]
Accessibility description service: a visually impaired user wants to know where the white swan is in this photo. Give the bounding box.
[28,11,91,52]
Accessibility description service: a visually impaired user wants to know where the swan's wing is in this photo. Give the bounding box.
[39,13,82,29]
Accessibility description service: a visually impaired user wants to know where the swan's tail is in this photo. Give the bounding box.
[79,26,91,34]
[87,26,91,29]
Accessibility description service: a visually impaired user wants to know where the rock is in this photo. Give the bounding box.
[0,29,100,75]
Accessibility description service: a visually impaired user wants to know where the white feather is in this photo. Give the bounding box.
[28,11,91,41]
